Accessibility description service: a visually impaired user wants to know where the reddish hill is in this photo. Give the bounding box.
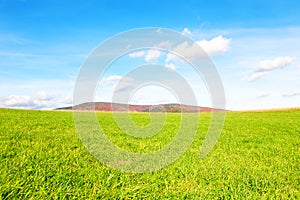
[57,102,225,112]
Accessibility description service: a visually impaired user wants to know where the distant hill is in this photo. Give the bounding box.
[56,102,226,112]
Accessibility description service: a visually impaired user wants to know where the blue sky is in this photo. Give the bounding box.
[0,0,300,110]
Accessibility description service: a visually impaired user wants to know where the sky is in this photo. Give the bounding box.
[0,0,300,110]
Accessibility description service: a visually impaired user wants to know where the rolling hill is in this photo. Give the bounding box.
[56,102,225,112]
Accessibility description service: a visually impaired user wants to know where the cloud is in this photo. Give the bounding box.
[59,95,73,104]
[256,94,270,98]
[282,92,300,98]
[165,35,231,63]
[105,75,123,82]
[128,51,145,58]
[165,62,177,71]
[127,33,230,64]
[0,91,72,110]
[197,35,231,55]
[0,33,30,45]
[33,99,55,109]
[0,94,55,109]
[157,41,172,49]
[182,28,191,36]
[247,56,294,81]
[256,56,293,72]
[35,91,55,101]
[145,49,161,63]
[104,76,134,94]
[247,71,268,81]
[169,41,202,61]
[165,53,178,63]
[1,95,34,107]
[0,51,31,57]
[156,28,162,33]
[30,91,57,109]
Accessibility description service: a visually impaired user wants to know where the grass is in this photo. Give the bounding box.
[0,108,300,199]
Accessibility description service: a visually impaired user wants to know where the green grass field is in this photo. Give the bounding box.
[1,108,299,199]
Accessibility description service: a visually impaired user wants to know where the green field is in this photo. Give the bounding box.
[1,108,299,199]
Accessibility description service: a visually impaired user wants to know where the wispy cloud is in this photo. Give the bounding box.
[256,56,293,72]
[105,75,123,83]
[165,62,177,71]
[247,71,268,82]
[0,51,36,57]
[0,33,31,45]
[157,41,172,49]
[247,56,294,81]
[282,92,300,98]
[145,49,161,63]
[35,91,55,101]
[182,27,192,36]
[256,93,270,98]
[128,51,145,58]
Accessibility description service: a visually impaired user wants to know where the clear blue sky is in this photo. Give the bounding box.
[1,0,300,110]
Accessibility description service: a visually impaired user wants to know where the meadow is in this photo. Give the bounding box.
[0,108,299,199]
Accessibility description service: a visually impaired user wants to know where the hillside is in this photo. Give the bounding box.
[56,102,225,112]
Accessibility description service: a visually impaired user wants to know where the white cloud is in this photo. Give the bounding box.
[2,95,33,107]
[0,92,72,110]
[171,41,202,61]
[165,35,231,63]
[257,56,293,71]
[247,71,268,81]
[165,53,179,63]
[282,92,300,98]
[165,62,177,71]
[35,91,55,101]
[105,75,123,82]
[128,51,145,58]
[145,49,161,63]
[247,56,294,81]
[197,35,231,55]
[256,93,270,98]
[157,41,172,49]
[182,27,191,36]
[33,99,55,109]
[0,94,55,109]
[29,91,57,109]
[59,95,73,104]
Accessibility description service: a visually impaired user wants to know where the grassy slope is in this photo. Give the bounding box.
[0,109,299,199]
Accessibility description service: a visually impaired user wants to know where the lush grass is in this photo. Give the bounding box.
[0,108,299,199]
